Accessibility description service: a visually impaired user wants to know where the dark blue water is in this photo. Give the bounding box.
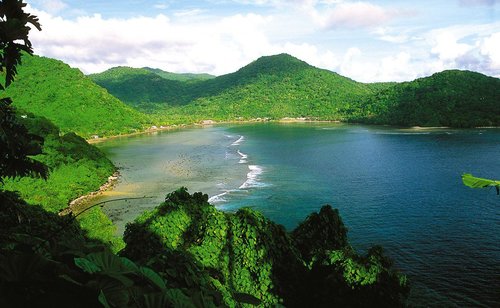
[215,123,500,307]
[98,123,500,307]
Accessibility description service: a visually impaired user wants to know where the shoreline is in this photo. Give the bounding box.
[86,118,343,143]
[87,118,500,144]
[87,124,191,144]
[59,171,120,216]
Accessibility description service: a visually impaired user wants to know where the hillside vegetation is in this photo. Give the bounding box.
[4,55,147,138]
[356,70,500,127]
[1,113,122,249]
[143,67,215,82]
[92,54,376,121]
[92,54,500,128]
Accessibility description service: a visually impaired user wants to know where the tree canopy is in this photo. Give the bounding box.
[0,0,45,180]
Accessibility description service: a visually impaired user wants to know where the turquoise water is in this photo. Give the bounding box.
[96,123,500,307]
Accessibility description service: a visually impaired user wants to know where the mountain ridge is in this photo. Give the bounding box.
[91,53,375,119]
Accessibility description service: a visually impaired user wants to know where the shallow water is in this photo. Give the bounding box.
[94,123,500,307]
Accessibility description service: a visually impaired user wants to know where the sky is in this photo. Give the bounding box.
[25,0,500,82]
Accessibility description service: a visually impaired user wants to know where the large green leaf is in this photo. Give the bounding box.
[85,251,132,273]
[142,292,171,308]
[74,257,101,274]
[98,290,111,308]
[91,276,130,308]
[462,173,500,194]
[139,266,167,290]
[0,252,46,281]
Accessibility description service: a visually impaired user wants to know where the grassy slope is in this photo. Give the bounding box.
[5,54,147,138]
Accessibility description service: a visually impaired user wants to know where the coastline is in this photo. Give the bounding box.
[86,118,343,143]
[87,118,500,144]
[87,124,190,144]
[59,171,120,216]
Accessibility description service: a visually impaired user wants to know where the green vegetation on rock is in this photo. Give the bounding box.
[122,187,409,307]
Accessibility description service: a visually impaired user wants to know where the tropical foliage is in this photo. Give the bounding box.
[0,191,219,308]
[462,173,500,195]
[0,0,46,180]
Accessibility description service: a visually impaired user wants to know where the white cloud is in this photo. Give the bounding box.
[28,7,327,76]
[173,9,205,17]
[308,2,412,29]
[373,27,410,43]
[33,0,67,14]
[325,2,394,28]
[480,32,500,69]
[154,3,169,10]
[429,30,474,62]
[424,24,500,76]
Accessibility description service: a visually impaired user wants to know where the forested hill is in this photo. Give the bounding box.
[4,55,147,138]
[89,67,214,107]
[91,53,375,120]
[357,70,500,127]
[89,66,193,107]
[142,67,215,82]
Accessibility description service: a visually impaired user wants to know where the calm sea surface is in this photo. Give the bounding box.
[95,123,500,307]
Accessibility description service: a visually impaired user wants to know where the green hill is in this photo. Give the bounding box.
[142,67,215,82]
[89,66,192,107]
[357,70,500,127]
[4,55,147,138]
[92,54,375,120]
[89,54,500,127]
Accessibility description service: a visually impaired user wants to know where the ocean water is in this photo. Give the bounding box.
[95,123,500,307]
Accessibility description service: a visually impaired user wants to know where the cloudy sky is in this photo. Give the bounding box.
[26,0,499,82]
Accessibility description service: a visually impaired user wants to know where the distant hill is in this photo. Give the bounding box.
[357,70,500,127]
[92,54,375,120]
[89,66,191,107]
[142,67,215,82]
[5,55,147,138]
[168,54,376,120]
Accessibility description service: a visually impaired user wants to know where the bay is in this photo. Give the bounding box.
[94,123,500,307]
